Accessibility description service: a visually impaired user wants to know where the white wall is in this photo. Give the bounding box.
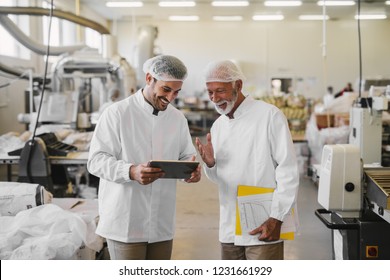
[116,19,390,100]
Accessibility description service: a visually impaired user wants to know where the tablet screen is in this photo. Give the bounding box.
[148,160,199,179]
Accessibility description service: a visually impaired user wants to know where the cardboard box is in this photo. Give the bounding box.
[316,113,334,129]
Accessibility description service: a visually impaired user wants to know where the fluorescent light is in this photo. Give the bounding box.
[355,14,387,20]
[159,1,196,7]
[213,16,243,21]
[211,1,249,7]
[252,15,284,21]
[317,1,355,6]
[169,15,199,21]
[264,1,302,7]
[106,1,143,7]
[299,15,329,20]
[386,1,390,5]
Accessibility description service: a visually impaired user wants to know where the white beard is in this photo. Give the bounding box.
[214,100,235,115]
[214,90,238,115]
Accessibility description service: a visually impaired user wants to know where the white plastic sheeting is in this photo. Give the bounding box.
[0,203,103,259]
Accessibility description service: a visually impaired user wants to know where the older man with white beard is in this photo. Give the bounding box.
[196,60,299,260]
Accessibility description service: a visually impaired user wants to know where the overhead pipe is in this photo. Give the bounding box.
[0,5,110,78]
[0,6,110,34]
[0,15,87,56]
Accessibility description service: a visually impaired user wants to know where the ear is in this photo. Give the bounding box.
[145,73,153,85]
[235,79,243,91]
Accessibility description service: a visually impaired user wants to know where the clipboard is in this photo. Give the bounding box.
[148,160,199,179]
[235,185,297,245]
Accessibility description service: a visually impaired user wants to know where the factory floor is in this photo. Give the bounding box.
[173,170,333,260]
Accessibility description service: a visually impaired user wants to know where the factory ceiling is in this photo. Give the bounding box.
[80,0,390,22]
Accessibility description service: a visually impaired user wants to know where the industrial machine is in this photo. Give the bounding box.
[316,87,390,260]
[316,144,390,259]
[14,47,138,131]
[349,86,390,165]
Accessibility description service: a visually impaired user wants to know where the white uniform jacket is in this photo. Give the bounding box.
[87,89,196,243]
[204,96,299,244]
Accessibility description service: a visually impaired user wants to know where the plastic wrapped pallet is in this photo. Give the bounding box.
[0,182,53,216]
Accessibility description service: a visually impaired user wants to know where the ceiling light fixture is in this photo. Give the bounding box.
[213,16,243,21]
[317,1,355,6]
[355,14,387,20]
[159,1,196,7]
[169,15,200,21]
[385,1,390,4]
[252,14,284,21]
[106,1,143,7]
[211,1,249,7]
[299,15,329,20]
[264,1,302,7]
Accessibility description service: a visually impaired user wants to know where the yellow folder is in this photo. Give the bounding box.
[236,185,295,240]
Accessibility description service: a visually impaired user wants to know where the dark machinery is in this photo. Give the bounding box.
[15,134,77,196]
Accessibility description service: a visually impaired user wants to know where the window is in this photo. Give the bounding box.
[42,2,103,59]
[85,27,102,53]
[0,0,31,59]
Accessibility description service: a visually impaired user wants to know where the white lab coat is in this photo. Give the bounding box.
[204,96,299,244]
[87,89,196,243]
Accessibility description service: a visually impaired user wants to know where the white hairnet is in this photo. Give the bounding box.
[203,60,245,83]
[143,55,188,82]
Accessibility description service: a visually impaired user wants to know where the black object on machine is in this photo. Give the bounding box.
[17,138,54,193]
[14,133,77,196]
[8,132,77,157]
[35,132,77,156]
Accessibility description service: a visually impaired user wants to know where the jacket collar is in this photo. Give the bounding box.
[136,89,167,116]
[223,95,253,120]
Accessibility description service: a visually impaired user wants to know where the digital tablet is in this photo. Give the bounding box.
[148,160,199,179]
